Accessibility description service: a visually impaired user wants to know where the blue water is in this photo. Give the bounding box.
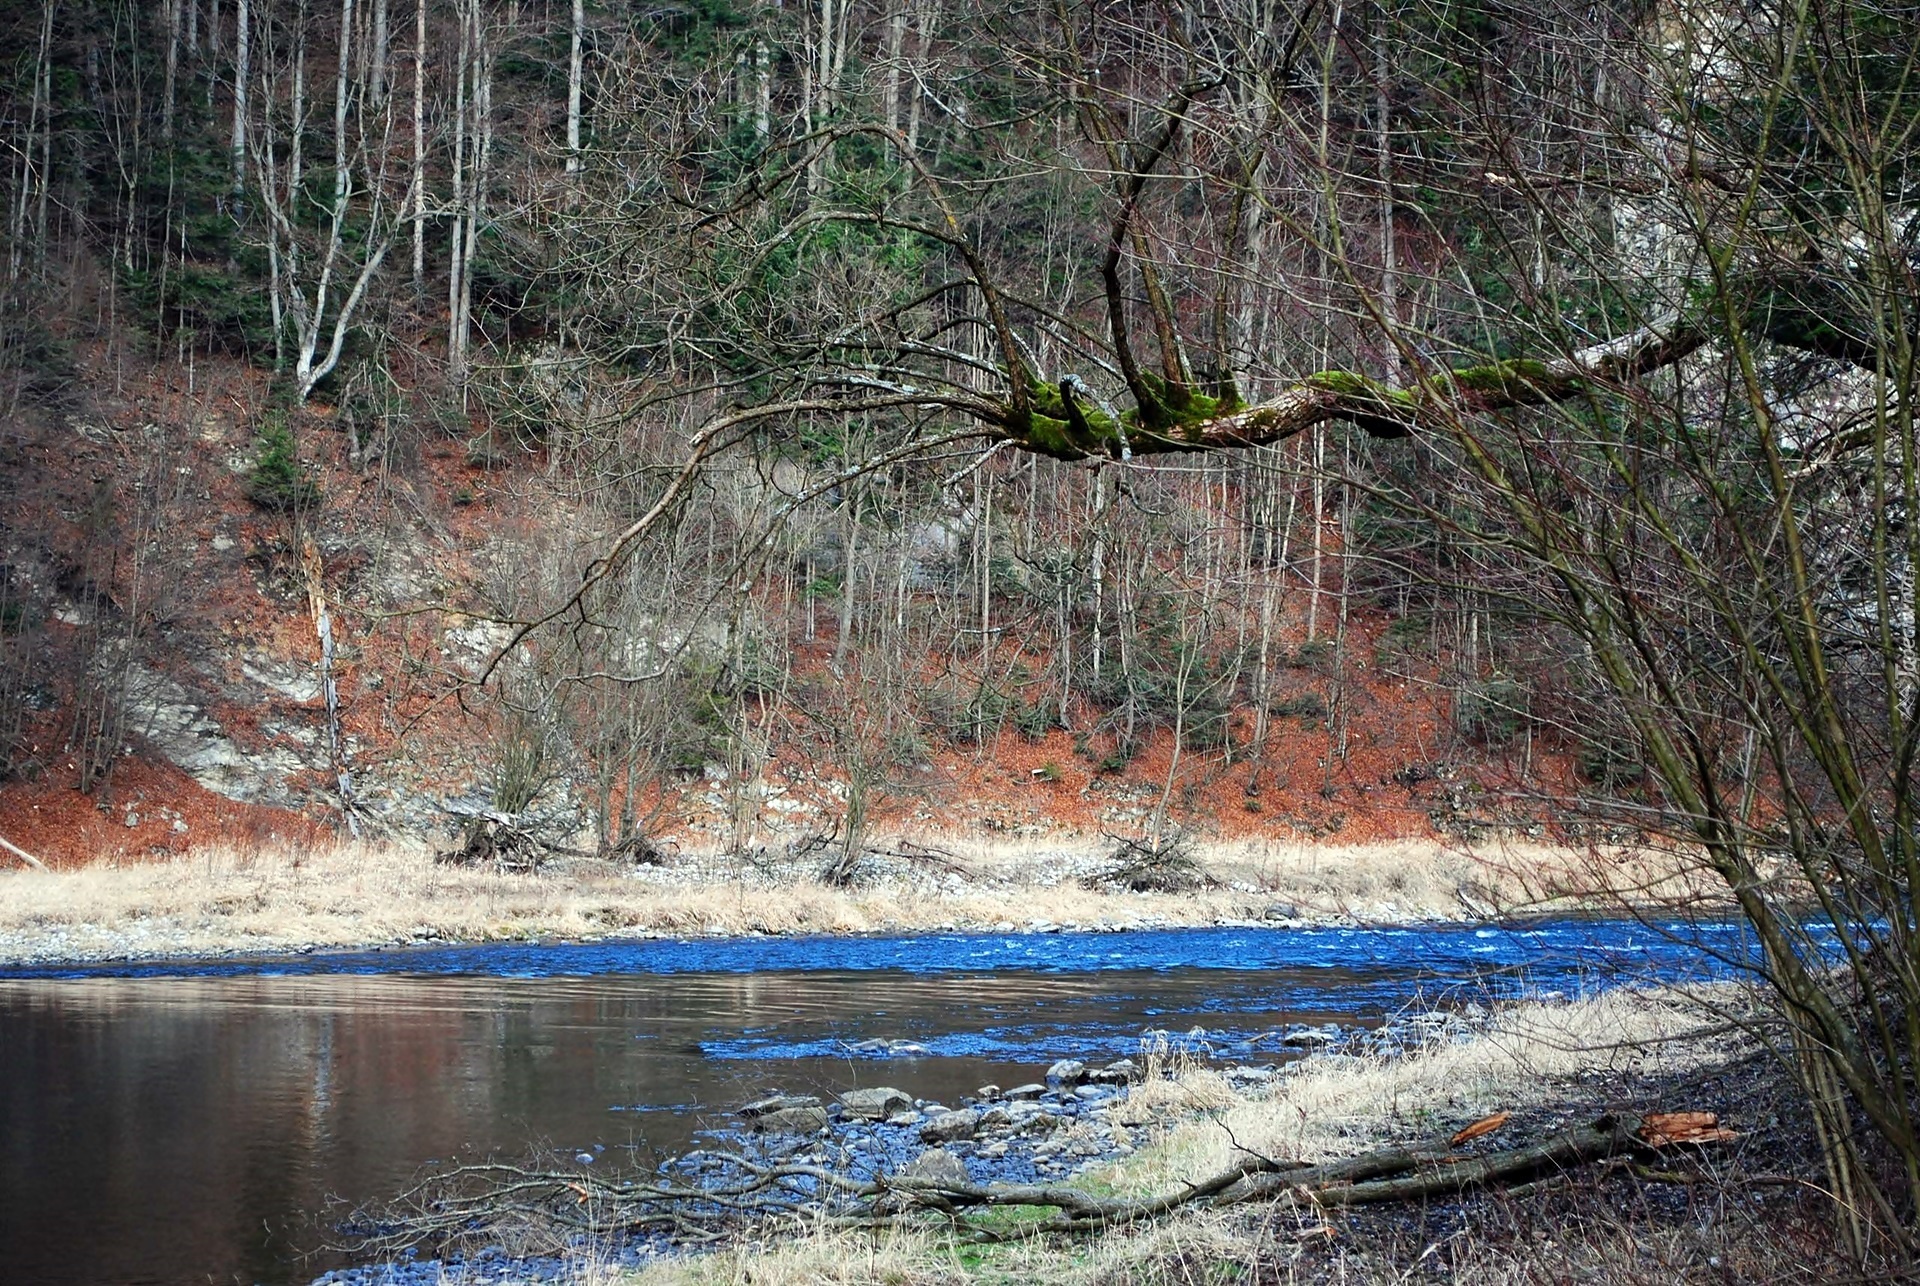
[0,915,1768,985]
[0,917,1784,1286]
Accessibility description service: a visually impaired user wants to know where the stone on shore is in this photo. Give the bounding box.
[751,1105,829,1133]
[1045,1058,1088,1085]
[739,1094,821,1117]
[895,1148,970,1187]
[838,1086,914,1120]
[918,1108,981,1143]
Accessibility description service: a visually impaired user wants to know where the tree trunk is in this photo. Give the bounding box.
[372,0,389,102]
[565,0,583,171]
[231,0,250,192]
[411,0,426,288]
[163,0,182,141]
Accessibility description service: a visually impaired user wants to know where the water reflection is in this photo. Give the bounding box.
[0,920,1750,1286]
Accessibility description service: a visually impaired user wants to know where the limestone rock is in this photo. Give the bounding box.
[838,1086,913,1120]
[1045,1058,1088,1085]
[918,1108,981,1144]
[895,1148,969,1188]
[751,1105,829,1133]
[739,1094,821,1118]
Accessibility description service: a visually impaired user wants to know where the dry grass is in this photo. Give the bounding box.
[1089,985,1739,1186]
[603,985,1773,1286]
[0,835,1711,965]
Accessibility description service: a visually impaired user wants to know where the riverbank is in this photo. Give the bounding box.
[0,835,1706,967]
[329,982,1843,1286]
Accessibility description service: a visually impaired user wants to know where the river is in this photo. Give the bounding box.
[0,919,1756,1286]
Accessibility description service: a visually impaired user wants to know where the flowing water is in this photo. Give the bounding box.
[0,919,1759,1286]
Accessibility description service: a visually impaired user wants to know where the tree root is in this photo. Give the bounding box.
[346,1110,1728,1261]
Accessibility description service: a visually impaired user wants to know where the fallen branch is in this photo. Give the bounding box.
[0,833,47,870]
[347,1109,1732,1260]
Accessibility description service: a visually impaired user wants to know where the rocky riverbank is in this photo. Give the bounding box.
[309,1009,1508,1286]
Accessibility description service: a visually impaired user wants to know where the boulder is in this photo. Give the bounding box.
[1005,1082,1047,1100]
[751,1105,829,1133]
[919,1108,982,1144]
[894,1148,970,1188]
[1045,1058,1089,1085]
[1089,1059,1138,1084]
[839,1086,914,1120]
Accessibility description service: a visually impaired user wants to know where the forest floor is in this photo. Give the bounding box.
[0,835,1711,969]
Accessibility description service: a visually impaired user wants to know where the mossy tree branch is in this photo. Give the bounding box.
[991,311,1710,461]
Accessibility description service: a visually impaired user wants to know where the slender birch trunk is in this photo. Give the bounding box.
[163,0,182,141]
[411,0,426,287]
[231,0,250,192]
[754,35,770,139]
[448,0,470,380]
[10,0,54,282]
[565,0,583,171]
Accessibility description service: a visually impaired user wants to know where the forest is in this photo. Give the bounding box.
[2,0,1919,1271]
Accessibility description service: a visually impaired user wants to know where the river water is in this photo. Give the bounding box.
[0,919,1756,1286]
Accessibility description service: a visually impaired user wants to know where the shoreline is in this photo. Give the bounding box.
[313,982,1778,1286]
[0,835,1716,970]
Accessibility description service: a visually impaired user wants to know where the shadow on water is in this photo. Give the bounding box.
[0,920,1761,1286]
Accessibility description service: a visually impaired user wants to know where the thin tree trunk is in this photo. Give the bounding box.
[565,0,583,171]
[754,35,770,138]
[1374,0,1398,377]
[448,0,470,381]
[883,0,906,137]
[163,0,182,141]
[372,0,389,102]
[10,0,54,282]
[231,0,250,192]
[411,0,426,288]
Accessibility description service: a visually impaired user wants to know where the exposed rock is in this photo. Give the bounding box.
[894,1148,969,1188]
[1090,1059,1138,1084]
[750,1105,828,1133]
[122,662,309,804]
[739,1094,821,1118]
[1046,1058,1088,1085]
[1263,902,1300,921]
[1005,1083,1046,1100]
[241,655,322,704]
[918,1108,981,1144]
[838,1086,913,1120]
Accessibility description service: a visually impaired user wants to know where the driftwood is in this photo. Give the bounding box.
[0,833,48,870]
[349,1110,1733,1259]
